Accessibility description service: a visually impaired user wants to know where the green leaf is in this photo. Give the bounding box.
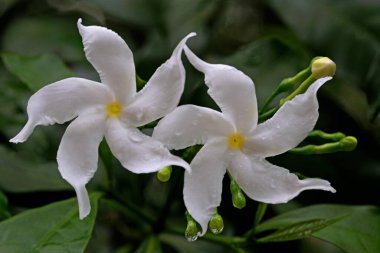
[256,204,380,253]
[0,146,71,192]
[2,16,83,62]
[135,236,162,253]
[0,193,101,252]
[0,0,18,16]
[0,191,11,221]
[267,0,380,120]
[2,52,73,92]
[256,217,344,243]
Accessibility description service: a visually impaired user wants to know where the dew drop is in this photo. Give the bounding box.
[185,234,198,242]
[210,227,224,234]
[175,131,183,137]
[129,132,144,143]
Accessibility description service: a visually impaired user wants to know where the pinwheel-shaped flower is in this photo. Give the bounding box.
[153,47,336,235]
[10,19,192,219]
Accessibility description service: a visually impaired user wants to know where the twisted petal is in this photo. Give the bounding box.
[246,77,332,157]
[10,78,111,143]
[78,19,136,103]
[57,111,106,219]
[229,152,335,204]
[184,46,258,133]
[122,33,196,126]
[105,119,190,173]
[153,105,233,150]
[184,139,228,236]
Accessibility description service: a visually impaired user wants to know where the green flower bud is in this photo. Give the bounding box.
[339,136,358,151]
[209,213,224,234]
[185,211,199,242]
[230,178,246,209]
[157,166,172,182]
[311,57,336,79]
[232,190,246,209]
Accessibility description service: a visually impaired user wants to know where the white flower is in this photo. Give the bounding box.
[10,19,192,219]
[153,46,336,235]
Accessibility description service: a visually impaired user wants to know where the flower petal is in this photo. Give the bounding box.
[246,77,332,157]
[184,46,258,133]
[105,119,190,173]
[77,19,136,103]
[57,111,106,219]
[184,139,228,236]
[229,152,335,204]
[10,78,111,143]
[122,33,196,126]
[153,105,233,150]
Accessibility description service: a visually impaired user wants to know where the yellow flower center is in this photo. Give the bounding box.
[228,132,245,150]
[106,101,123,118]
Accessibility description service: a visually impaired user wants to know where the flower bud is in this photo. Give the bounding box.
[311,57,336,79]
[209,213,224,234]
[232,190,246,209]
[230,178,246,209]
[185,211,199,242]
[339,136,358,151]
[157,166,172,182]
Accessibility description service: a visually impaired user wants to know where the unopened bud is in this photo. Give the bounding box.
[209,213,224,234]
[339,136,358,151]
[157,166,172,182]
[311,57,336,79]
[185,211,199,242]
[232,190,246,209]
[230,178,246,209]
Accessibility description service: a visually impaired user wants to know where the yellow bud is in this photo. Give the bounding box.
[311,57,336,79]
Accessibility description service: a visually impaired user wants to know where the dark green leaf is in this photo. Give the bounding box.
[135,236,162,253]
[1,16,83,62]
[0,0,18,16]
[0,191,11,221]
[47,0,105,24]
[256,217,344,243]
[0,193,101,252]
[2,52,73,92]
[267,0,380,120]
[0,146,71,192]
[256,205,380,253]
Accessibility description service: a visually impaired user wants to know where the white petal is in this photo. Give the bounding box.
[184,46,258,133]
[229,152,335,204]
[122,33,196,126]
[153,105,233,150]
[184,139,228,236]
[246,77,332,157]
[105,119,190,173]
[10,78,111,143]
[57,111,106,219]
[78,19,136,103]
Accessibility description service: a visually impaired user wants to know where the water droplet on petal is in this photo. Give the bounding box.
[129,132,144,143]
[175,131,183,137]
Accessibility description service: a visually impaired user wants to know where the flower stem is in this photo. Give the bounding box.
[259,67,310,114]
[258,75,316,122]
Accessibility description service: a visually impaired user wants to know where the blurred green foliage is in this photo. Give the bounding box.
[0,0,379,252]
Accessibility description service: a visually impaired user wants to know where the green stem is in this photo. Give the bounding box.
[307,130,346,142]
[244,203,268,240]
[165,226,246,248]
[259,67,310,114]
[289,136,358,155]
[259,75,316,122]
